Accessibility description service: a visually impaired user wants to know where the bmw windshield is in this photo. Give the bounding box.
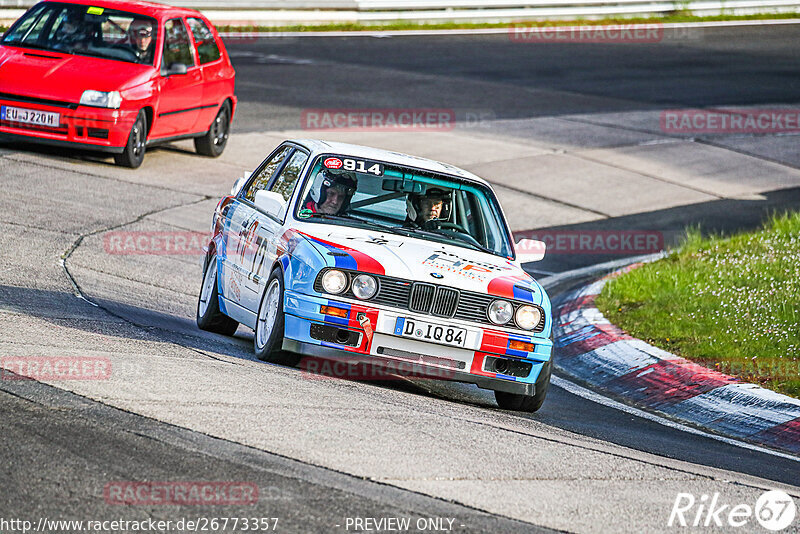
[296,155,515,259]
[2,3,158,65]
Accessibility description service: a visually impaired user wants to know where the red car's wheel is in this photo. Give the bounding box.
[115,110,147,168]
[194,103,230,158]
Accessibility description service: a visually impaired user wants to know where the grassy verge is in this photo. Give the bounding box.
[596,212,800,399]
[215,12,800,33]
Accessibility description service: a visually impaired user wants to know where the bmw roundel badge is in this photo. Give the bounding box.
[430,272,444,279]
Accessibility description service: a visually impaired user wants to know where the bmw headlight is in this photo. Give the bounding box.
[80,90,122,109]
[515,305,541,330]
[488,300,513,325]
[321,269,348,294]
[351,274,377,300]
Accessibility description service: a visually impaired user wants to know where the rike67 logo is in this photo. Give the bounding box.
[669,490,796,530]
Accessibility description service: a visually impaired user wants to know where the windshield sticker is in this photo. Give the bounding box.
[86,6,104,15]
[323,157,343,169]
[298,209,313,219]
[342,158,383,176]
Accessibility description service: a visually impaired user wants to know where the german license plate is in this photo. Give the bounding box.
[1,105,60,128]
[394,317,467,348]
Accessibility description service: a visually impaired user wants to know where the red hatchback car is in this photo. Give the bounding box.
[0,0,236,167]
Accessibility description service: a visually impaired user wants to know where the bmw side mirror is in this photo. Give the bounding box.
[515,239,546,263]
[254,190,287,220]
[231,172,250,196]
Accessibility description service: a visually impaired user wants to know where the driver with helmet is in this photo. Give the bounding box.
[128,18,155,64]
[304,169,358,215]
[406,187,452,228]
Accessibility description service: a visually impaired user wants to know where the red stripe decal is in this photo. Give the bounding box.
[346,303,380,353]
[297,231,385,275]
[487,274,528,299]
[470,352,495,377]
[479,330,509,354]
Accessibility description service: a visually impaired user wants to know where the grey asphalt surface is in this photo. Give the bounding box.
[1,23,800,533]
[227,25,800,132]
[1,376,538,533]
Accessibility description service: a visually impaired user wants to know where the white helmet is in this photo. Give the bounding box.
[310,169,358,211]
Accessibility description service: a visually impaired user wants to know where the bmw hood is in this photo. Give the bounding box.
[0,46,151,102]
[294,224,545,306]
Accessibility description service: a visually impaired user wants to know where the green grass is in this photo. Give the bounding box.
[214,12,800,33]
[596,212,800,398]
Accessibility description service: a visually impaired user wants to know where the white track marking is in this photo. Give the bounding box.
[551,375,800,462]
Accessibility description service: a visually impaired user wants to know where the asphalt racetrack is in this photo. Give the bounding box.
[1,23,799,533]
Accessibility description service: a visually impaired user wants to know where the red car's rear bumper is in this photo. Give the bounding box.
[0,98,138,153]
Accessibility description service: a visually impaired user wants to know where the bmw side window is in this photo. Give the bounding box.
[243,146,293,203]
[270,151,309,203]
[162,18,194,70]
[187,17,220,64]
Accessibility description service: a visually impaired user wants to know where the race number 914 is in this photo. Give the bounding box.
[342,158,383,176]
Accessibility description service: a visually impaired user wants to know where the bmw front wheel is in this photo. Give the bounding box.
[494,359,551,413]
[254,268,300,366]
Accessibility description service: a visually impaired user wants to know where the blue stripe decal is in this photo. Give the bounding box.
[506,348,529,358]
[303,235,359,271]
[495,373,517,381]
[333,253,358,271]
[324,300,351,326]
[512,285,535,303]
[394,317,405,336]
[325,315,350,327]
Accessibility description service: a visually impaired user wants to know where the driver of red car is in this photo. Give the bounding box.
[128,18,155,63]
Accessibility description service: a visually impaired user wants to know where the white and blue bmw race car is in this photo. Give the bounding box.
[197,140,552,411]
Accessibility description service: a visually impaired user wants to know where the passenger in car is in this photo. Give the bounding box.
[303,170,358,215]
[51,12,91,51]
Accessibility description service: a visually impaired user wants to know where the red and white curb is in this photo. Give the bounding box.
[553,263,800,455]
